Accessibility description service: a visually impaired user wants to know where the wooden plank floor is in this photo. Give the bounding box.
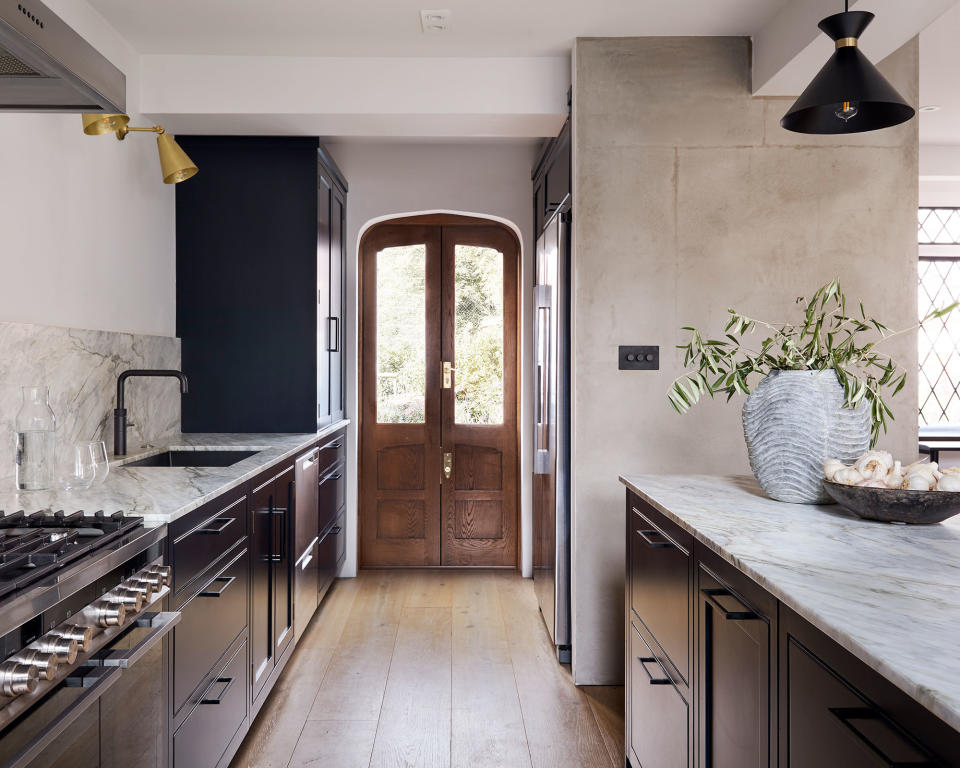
[229,570,624,768]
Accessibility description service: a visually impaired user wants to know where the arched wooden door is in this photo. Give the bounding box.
[360,214,519,567]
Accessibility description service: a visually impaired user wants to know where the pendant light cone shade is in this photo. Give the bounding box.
[156,133,198,184]
[81,112,130,136]
[781,11,915,134]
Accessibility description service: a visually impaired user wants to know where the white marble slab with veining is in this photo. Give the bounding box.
[619,473,960,733]
[0,423,349,527]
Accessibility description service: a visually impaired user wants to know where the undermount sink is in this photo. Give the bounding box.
[124,449,259,468]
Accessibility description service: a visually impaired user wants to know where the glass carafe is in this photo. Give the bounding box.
[15,386,57,491]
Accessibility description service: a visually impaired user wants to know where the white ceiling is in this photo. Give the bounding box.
[920,1,960,145]
[88,0,789,57]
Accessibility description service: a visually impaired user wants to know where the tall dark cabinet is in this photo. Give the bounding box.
[176,136,348,432]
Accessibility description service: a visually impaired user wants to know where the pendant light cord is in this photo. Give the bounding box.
[845,0,849,11]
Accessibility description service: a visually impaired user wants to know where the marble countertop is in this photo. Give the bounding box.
[0,421,349,527]
[620,473,960,733]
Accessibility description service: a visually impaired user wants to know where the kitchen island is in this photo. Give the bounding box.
[621,473,960,767]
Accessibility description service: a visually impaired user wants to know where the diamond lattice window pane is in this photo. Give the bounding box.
[919,208,960,245]
[918,247,960,425]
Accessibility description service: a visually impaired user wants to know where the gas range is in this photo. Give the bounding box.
[0,509,175,767]
[0,510,144,599]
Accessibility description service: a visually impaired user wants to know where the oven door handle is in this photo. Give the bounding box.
[5,666,122,768]
[99,611,181,668]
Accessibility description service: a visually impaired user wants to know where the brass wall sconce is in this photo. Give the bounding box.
[81,113,198,184]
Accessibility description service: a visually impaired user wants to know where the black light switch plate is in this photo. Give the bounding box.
[619,345,659,370]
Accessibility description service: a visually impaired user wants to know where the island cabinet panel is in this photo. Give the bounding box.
[628,497,694,683]
[778,606,960,768]
[630,619,691,768]
[625,491,695,768]
[697,549,776,768]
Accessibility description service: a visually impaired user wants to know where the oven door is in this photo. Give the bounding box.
[0,609,178,768]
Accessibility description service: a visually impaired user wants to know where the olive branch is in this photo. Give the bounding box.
[668,279,958,447]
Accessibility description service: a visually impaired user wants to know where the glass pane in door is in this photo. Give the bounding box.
[377,245,426,423]
[454,245,504,424]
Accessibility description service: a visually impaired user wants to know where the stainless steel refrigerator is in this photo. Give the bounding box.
[533,206,571,663]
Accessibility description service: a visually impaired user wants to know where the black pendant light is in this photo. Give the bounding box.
[781,1,915,134]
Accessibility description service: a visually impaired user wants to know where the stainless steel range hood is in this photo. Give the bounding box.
[0,0,124,112]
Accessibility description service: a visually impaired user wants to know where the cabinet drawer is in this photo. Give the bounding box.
[630,502,692,682]
[630,621,689,768]
[785,637,932,768]
[318,513,344,600]
[318,432,345,476]
[174,639,247,768]
[173,493,247,595]
[173,547,248,715]
[318,460,345,532]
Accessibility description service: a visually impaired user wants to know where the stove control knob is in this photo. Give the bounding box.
[94,600,126,628]
[110,587,143,613]
[12,650,59,681]
[0,661,39,697]
[48,624,93,654]
[123,579,156,598]
[134,571,163,590]
[146,565,172,587]
[37,633,81,664]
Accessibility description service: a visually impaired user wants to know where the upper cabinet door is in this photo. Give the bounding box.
[330,184,346,422]
[317,171,333,427]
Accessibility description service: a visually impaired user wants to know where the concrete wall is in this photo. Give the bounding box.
[0,0,175,337]
[572,37,919,684]
[322,139,540,578]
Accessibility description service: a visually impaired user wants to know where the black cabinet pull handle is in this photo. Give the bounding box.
[701,588,759,621]
[321,438,343,450]
[200,676,235,705]
[829,707,936,767]
[331,525,342,535]
[200,575,236,598]
[320,470,343,485]
[271,506,287,561]
[637,657,672,686]
[636,529,674,549]
[326,316,340,353]
[198,517,234,535]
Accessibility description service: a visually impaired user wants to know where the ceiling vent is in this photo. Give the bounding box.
[420,9,451,33]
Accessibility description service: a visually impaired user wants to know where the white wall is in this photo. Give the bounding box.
[0,1,175,337]
[325,139,540,577]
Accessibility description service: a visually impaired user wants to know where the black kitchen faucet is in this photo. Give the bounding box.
[114,369,189,456]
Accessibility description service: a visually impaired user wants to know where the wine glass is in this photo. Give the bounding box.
[57,443,97,492]
[80,440,110,485]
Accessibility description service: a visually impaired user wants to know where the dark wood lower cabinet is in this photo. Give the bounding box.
[169,439,346,768]
[630,620,690,768]
[624,489,960,768]
[697,551,775,768]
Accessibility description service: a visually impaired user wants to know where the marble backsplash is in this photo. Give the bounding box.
[0,322,181,481]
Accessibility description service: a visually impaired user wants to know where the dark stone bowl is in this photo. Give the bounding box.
[822,480,960,524]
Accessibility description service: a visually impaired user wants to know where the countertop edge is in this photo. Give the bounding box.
[619,473,960,734]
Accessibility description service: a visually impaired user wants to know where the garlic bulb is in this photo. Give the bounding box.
[855,450,894,481]
[885,460,904,490]
[823,459,847,482]
[938,473,960,492]
[857,479,888,489]
[833,467,865,486]
[904,472,937,491]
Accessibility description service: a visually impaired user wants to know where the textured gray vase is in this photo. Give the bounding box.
[742,370,871,504]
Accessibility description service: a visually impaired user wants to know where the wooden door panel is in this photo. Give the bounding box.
[360,225,442,566]
[377,444,426,489]
[441,225,519,566]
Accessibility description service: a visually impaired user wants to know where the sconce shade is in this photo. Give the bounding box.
[780,11,915,134]
[81,113,130,135]
[157,134,198,184]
